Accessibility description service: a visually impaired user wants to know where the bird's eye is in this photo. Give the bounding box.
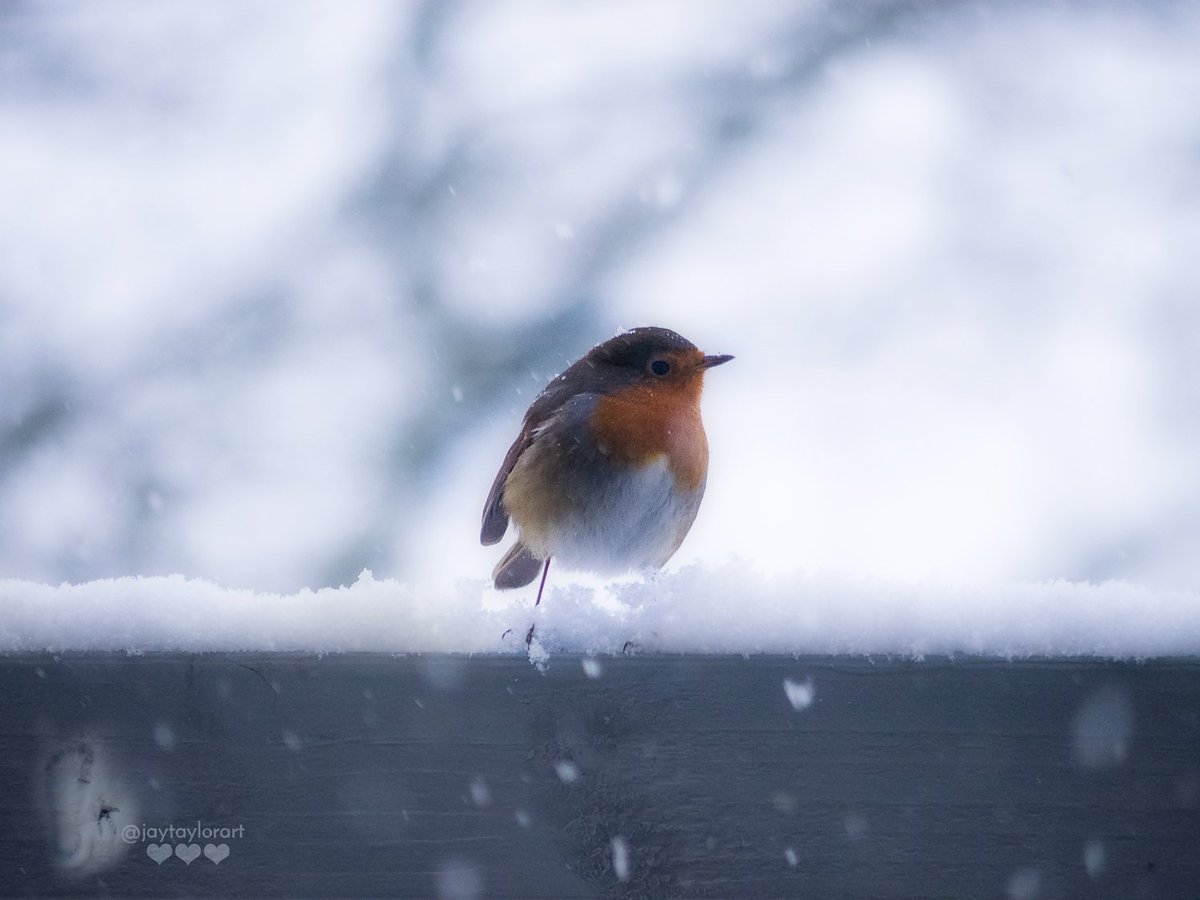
[649,359,671,376]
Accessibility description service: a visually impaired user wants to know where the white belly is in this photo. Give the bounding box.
[521,454,704,575]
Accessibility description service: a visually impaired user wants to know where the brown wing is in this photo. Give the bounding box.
[480,427,532,545]
[480,349,612,546]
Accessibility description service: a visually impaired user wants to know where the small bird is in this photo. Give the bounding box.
[481,327,732,626]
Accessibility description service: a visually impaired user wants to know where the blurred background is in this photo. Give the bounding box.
[2,0,1198,594]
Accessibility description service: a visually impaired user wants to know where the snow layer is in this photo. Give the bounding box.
[2,566,1196,659]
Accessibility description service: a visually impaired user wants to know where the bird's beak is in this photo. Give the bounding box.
[701,353,734,369]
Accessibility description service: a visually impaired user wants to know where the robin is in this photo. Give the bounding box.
[481,327,732,629]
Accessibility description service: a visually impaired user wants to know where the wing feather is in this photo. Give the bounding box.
[480,429,531,545]
[480,352,608,546]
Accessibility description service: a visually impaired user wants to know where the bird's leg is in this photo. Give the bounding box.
[534,557,551,606]
[526,558,552,647]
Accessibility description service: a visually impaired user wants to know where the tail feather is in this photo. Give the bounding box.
[492,542,544,589]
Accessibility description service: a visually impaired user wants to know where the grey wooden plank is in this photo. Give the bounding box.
[0,654,1197,898]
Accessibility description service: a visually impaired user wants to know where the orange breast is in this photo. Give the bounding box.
[590,382,709,492]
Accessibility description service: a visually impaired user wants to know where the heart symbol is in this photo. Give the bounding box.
[146,843,171,864]
[175,842,201,864]
[204,842,230,864]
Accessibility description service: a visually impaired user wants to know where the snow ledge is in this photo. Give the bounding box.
[2,565,1197,658]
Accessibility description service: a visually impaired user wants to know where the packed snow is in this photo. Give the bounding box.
[1,567,1196,658]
